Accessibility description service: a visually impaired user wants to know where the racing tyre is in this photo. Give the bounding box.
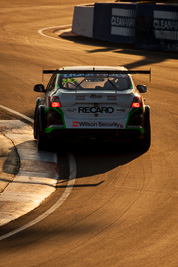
[37,128,46,150]
[37,105,47,150]
[140,106,151,151]
[33,98,41,139]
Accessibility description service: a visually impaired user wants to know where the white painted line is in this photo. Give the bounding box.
[38,24,71,33]
[0,120,59,226]
[37,23,177,58]
[38,24,72,42]
[0,78,76,241]
[0,105,34,124]
[0,152,76,241]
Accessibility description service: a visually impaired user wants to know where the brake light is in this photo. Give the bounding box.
[49,96,61,108]
[132,102,141,108]
[131,97,142,108]
[51,102,61,108]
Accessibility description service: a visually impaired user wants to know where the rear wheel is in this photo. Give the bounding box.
[37,127,46,150]
[141,123,151,151]
[33,98,41,139]
[36,105,47,150]
[140,106,151,151]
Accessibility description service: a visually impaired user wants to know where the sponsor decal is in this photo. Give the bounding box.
[154,10,178,40]
[98,122,123,129]
[62,78,77,84]
[78,107,114,114]
[72,121,79,127]
[107,95,116,100]
[111,8,136,37]
[90,94,102,99]
[79,122,97,127]
[76,95,85,100]
[63,74,84,78]
[74,121,124,129]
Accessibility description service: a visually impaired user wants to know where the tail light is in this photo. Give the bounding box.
[49,96,61,108]
[131,97,143,108]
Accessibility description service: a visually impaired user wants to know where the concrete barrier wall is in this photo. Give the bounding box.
[136,4,178,51]
[72,6,94,38]
[72,3,178,51]
[93,3,137,44]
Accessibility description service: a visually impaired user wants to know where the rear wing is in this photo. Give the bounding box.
[43,69,151,82]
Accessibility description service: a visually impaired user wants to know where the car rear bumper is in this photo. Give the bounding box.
[45,128,144,142]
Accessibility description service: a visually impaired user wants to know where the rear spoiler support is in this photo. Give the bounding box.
[43,69,152,82]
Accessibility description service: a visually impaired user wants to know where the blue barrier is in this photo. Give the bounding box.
[136,4,178,51]
[92,3,178,51]
[93,3,137,44]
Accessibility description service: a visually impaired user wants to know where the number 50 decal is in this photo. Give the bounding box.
[63,78,77,83]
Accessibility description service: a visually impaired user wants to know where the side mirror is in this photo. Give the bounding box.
[137,85,147,93]
[34,84,45,93]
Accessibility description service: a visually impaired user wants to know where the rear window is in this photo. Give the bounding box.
[57,74,133,91]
